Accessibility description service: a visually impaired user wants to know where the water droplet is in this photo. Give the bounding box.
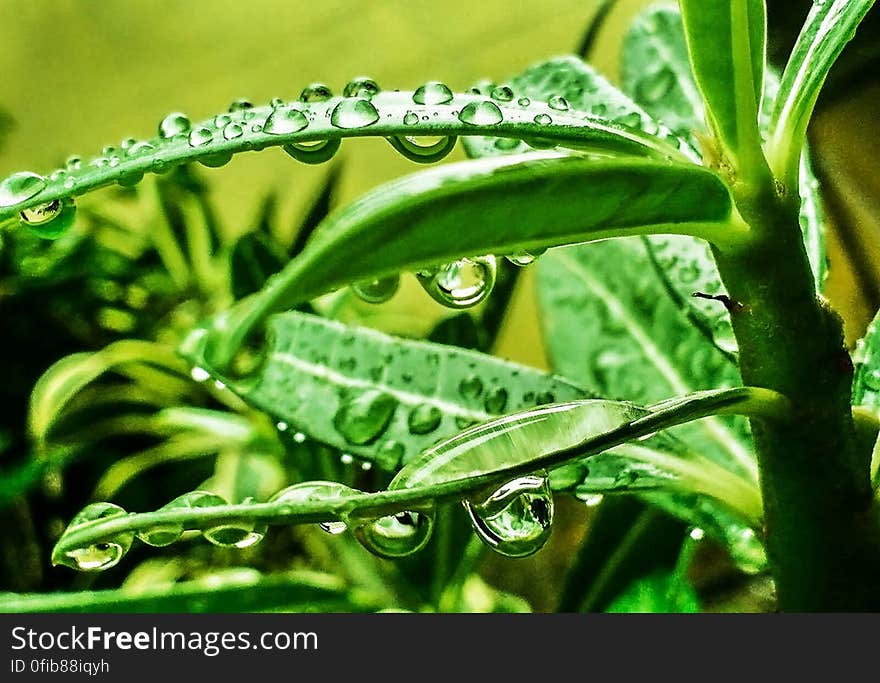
[535,391,555,405]
[408,403,442,434]
[459,374,484,399]
[293,431,307,443]
[283,138,341,164]
[490,85,514,102]
[270,97,284,108]
[264,106,309,135]
[21,197,76,239]
[548,95,570,111]
[533,113,552,125]
[0,171,47,207]
[689,527,705,541]
[506,249,544,266]
[158,112,191,139]
[66,156,82,171]
[190,366,210,382]
[330,98,380,129]
[340,453,354,465]
[270,481,356,534]
[188,126,214,147]
[582,494,604,507]
[127,140,155,156]
[483,387,508,414]
[458,100,503,126]
[636,68,676,103]
[418,256,497,309]
[223,122,244,140]
[413,81,453,105]
[276,421,288,432]
[376,440,405,470]
[203,497,266,549]
[139,491,225,547]
[863,368,880,392]
[300,83,334,103]
[463,475,553,557]
[615,111,643,129]
[20,200,61,226]
[54,502,133,571]
[352,275,399,303]
[388,135,457,163]
[333,389,397,445]
[343,76,380,99]
[229,98,254,112]
[353,507,435,558]
[517,97,531,107]
[214,114,232,128]
[403,111,419,126]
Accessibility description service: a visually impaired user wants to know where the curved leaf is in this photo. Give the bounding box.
[202,152,740,370]
[0,90,688,223]
[767,0,876,178]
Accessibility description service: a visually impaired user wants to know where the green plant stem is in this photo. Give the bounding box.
[713,181,880,611]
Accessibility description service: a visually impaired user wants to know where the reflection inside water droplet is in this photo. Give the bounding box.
[417,256,497,309]
[351,275,399,304]
[269,481,357,535]
[353,507,435,558]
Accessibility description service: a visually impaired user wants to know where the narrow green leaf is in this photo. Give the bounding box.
[203,153,738,370]
[679,0,767,169]
[853,310,880,411]
[604,570,700,613]
[0,90,685,223]
[0,571,376,613]
[768,0,876,179]
[182,310,590,470]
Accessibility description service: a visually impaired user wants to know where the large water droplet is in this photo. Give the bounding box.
[333,389,397,445]
[158,112,191,139]
[300,83,334,103]
[264,106,309,135]
[413,81,453,105]
[408,403,442,434]
[283,139,341,164]
[417,256,497,309]
[0,171,47,207]
[490,85,514,102]
[269,481,356,535]
[330,98,380,129]
[54,502,133,571]
[463,475,553,557]
[353,507,435,559]
[138,491,225,547]
[188,126,214,147]
[458,100,503,126]
[352,275,399,304]
[388,134,457,163]
[343,76,380,99]
[203,499,267,549]
[20,197,76,239]
[548,95,570,111]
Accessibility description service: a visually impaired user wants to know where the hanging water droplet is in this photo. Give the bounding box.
[0,171,47,207]
[20,197,76,239]
[223,122,244,140]
[388,135,457,163]
[300,83,334,103]
[490,85,514,102]
[412,81,453,105]
[330,98,380,129]
[283,139,341,164]
[351,274,399,303]
[229,98,254,112]
[188,126,214,147]
[53,502,133,571]
[270,481,356,534]
[264,106,309,135]
[158,112,191,139]
[417,256,498,309]
[459,374,484,399]
[353,507,435,559]
[203,497,266,549]
[138,491,225,547]
[483,387,508,414]
[343,76,381,99]
[548,95,570,111]
[458,100,503,126]
[407,403,442,434]
[506,248,545,266]
[333,389,397,445]
[463,475,554,557]
[403,111,419,126]
[533,113,552,125]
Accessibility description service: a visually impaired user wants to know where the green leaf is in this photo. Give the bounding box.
[0,571,377,613]
[462,56,697,161]
[229,231,287,300]
[604,569,700,613]
[679,0,766,170]
[203,153,739,370]
[853,310,880,411]
[182,310,590,470]
[0,90,686,224]
[767,0,876,179]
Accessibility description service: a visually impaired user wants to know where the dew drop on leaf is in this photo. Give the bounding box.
[505,249,544,267]
[203,497,267,549]
[333,389,397,445]
[0,171,47,207]
[270,481,357,535]
[300,83,334,103]
[158,112,191,139]
[517,97,531,107]
[483,387,508,414]
[388,135,457,163]
[459,374,484,399]
[412,81,453,105]
[403,111,419,126]
[264,106,309,135]
[548,95,570,111]
[417,256,497,309]
[138,490,225,547]
[458,100,503,126]
[330,98,380,129]
[351,275,399,303]
[463,475,554,557]
[343,76,380,99]
[228,98,254,112]
[533,113,552,125]
[54,502,134,571]
[283,138,341,164]
[223,122,244,140]
[353,507,435,558]
[490,85,515,102]
[21,197,76,240]
[188,126,214,147]
[407,403,442,434]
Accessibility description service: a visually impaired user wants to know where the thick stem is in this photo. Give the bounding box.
[713,181,880,611]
